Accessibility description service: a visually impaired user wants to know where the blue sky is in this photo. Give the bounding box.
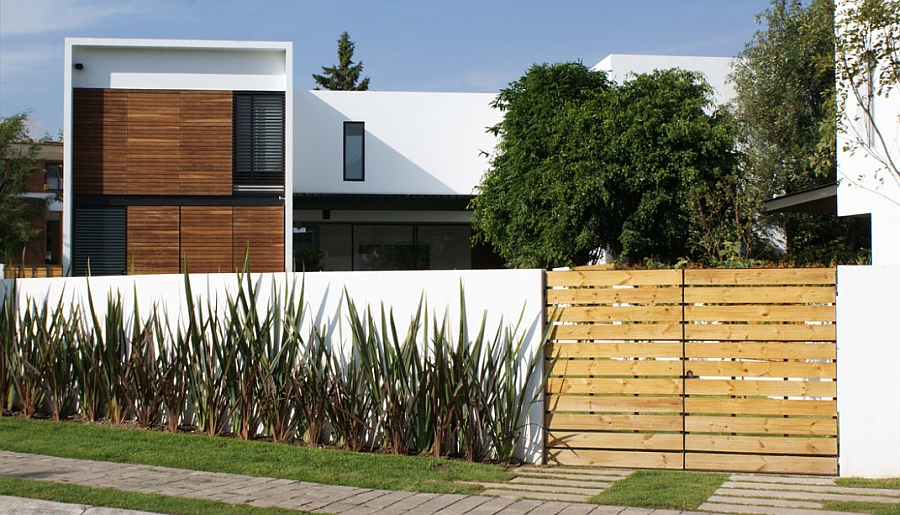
[0,0,773,136]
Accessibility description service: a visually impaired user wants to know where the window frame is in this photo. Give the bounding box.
[343,121,365,182]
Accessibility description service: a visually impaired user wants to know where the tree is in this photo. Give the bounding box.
[835,0,900,189]
[0,114,41,262]
[731,0,870,264]
[471,63,741,268]
[312,32,370,91]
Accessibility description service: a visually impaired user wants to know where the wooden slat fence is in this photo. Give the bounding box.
[545,268,838,475]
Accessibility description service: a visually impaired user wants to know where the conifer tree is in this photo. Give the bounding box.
[312,32,370,91]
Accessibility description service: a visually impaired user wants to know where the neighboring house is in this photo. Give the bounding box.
[593,54,736,105]
[63,39,743,275]
[63,39,293,276]
[9,141,63,267]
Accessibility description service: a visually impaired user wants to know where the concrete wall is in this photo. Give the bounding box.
[2,269,545,463]
[836,265,900,477]
[294,90,500,196]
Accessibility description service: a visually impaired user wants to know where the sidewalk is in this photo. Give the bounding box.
[1,450,896,515]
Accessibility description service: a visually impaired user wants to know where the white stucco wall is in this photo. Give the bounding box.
[836,265,900,477]
[294,90,500,196]
[2,269,545,462]
[593,54,736,105]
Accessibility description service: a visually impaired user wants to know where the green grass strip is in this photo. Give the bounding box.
[0,417,511,494]
[821,500,900,515]
[0,477,311,515]
[835,477,900,490]
[589,470,727,510]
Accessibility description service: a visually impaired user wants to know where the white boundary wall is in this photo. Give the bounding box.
[1,269,545,463]
[836,265,900,477]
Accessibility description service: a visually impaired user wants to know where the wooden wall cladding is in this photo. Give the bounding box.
[180,206,234,274]
[73,89,232,196]
[126,206,180,274]
[233,206,285,272]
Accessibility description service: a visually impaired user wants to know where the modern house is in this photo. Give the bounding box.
[64,39,293,276]
[63,39,744,275]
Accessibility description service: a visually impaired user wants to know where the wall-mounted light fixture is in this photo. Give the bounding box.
[74,63,84,70]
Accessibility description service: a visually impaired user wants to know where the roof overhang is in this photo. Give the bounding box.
[763,183,837,214]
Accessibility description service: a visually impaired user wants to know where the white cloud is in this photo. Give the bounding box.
[0,43,60,77]
[0,0,141,36]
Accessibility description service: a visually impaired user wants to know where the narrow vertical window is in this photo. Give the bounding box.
[344,121,365,181]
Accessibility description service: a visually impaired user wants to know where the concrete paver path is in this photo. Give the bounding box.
[1,450,897,515]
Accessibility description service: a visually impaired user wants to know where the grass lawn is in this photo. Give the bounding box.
[589,469,727,511]
[0,477,312,515]
[835,477,900,490]
[0,417,511,495]
[821,501,900,515]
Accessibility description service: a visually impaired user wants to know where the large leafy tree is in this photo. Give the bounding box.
[312,31,370,91]
[472,63,740,268]
[0,114,41,262]
[732,0,870,263]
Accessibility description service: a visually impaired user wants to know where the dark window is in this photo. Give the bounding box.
[344,121,364,181]
[45,163,63,190]
[233,92,285,192]
[73,207,126,276]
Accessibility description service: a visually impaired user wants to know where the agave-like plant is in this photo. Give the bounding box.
[293,323,331,446]
[9,298,47,418]
[183,273,238,436]
[86,287,133,425]
[157,308,187,432]
[0,280,17,414]
[128,292,165,429]
[39,293,78,421]
[227,272,267,440]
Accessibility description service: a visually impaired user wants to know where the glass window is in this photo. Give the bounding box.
[344,121,365,181]
[45,163,63,190]
[418,226,472,269]
[354,225,426,270]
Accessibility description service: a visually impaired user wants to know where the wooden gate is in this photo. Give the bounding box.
[545,268,838,475]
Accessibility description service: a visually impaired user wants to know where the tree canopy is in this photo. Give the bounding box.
[312,32,370,91]
[471,63,739,268]
[0,114,41,262]
[732,0,871,264]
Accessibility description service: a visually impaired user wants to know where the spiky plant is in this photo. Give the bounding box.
[157,309,187,432]
[293,323,331,446]
[0,279,17,414]
[39,293,78,420]
[9,298,47,418]
[128,293,165,429]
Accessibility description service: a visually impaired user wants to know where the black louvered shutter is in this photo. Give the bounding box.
[73,207,126,276]
[233,92,285,191]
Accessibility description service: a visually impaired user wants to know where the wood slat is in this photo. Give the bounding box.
[552,305,682,322]
[180,206,233,273]
[684,416,837,436]
[685,453,837,475]
[549,449,684,469]
[548,432,683,451]
[548,378,683,395]
[126,206,180,274]
[550,323,683,341]
[683,324,835,342]
[684,268,835,286]
[547,269,683,287]
[685,360,836,379]
[233,206,284,272]
[547,287,683,305]
[684,379,836,398]
[548,359,681,377]
[685,435,837,456]
[546,395,683,413]
[684,305,835,323]
[547,342,683,359]
[685,342,836,360]
[683,286,835,304]
[548,413,683,432]
[684,398,836,417]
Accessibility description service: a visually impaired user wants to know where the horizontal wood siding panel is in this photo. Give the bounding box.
[683,323,835,342]
[685,453,837,475]
[180,206,233,273]
[684,379,836,398]
[553,305,682,323]
[684,268,835,286]
[685,435,837,456]
[548,414,683,432]
[549,449,684,469]
[685,342,836,360]
[547,288,683,305]
[547,269,683,287]
[546,395,683,413]
[548,432,684,451]
[684,360,836,379]
[549,359,681,377]
[547,342,684,359]
[232,206,284,272]
[126,206,180,274]
[684,416,837,436]
[180,91,232,195]
[547,378,683,395]
[550,323,683,341]
[73,89,235,197]
[684,305,835,323]
[684,398,836,417]
[683,286,835,304]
